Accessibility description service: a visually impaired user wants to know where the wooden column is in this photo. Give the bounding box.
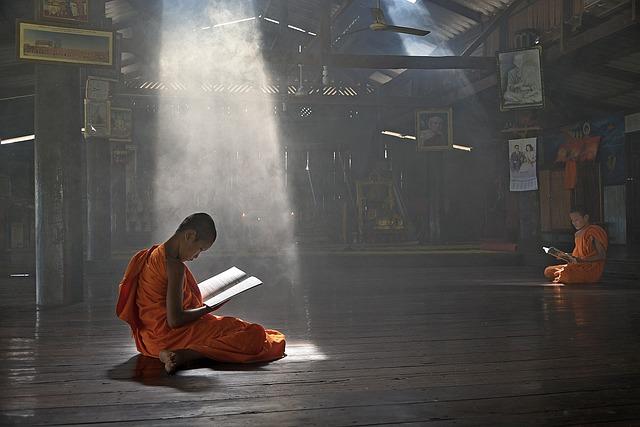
[85,137,111,260]
[85,0,112,260]
[34,64,84,306]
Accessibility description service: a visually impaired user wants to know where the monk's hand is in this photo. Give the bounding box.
[567,255,579,264]
[204,300,228,313]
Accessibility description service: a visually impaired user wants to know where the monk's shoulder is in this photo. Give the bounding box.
[588,224,608,236]
[165,255,185,277]
[586,225,608,245]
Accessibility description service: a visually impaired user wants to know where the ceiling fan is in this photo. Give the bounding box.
[343,0,431,38]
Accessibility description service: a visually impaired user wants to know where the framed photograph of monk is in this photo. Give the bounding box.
[36,0,89,24]
[416,108,453,151]
[497,46,544,111]
[17,21,114,67]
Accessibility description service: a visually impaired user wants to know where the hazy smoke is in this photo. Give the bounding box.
[153,1,295,258]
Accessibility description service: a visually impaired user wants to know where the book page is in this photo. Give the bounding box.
[204,276,262,308]
[197,266,246,301]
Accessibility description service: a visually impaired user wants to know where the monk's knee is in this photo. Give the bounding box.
[544,266,557,279]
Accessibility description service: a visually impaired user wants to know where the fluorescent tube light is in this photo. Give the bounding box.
[1,134,35,145]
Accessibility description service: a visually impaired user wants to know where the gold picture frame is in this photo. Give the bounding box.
[416,108,453,151]
[17,21,114,67]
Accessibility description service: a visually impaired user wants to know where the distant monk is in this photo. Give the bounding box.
[116,212,285,374]
[544,207,608,284]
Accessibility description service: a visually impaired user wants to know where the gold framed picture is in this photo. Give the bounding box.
[17,21,114,67]
[416,108,453,151]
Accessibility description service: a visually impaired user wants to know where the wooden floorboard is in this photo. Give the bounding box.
[1,264,639,426]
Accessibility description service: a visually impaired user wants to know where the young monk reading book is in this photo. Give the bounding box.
[116,212,286,374]
[544,207,608,284]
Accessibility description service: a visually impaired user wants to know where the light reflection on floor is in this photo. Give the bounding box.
[283,341,327,362]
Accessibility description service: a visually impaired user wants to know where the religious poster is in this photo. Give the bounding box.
[509,137,538,192]
[416,108,452,151]
[497,46,544,111]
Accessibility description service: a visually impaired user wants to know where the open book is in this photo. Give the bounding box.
[542,246,573,262]
[197,267,262,308]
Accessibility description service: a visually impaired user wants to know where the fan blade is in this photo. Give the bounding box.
[382,25,430,36]
[370,7,386,24]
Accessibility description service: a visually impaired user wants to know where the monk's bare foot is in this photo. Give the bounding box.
[159,349,178,375]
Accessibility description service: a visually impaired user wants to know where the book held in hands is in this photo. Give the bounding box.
[542,246,572,262]
[198,267,262,308]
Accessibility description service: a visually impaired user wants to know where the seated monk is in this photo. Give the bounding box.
[116,212,286,374]
[544,207,608,284]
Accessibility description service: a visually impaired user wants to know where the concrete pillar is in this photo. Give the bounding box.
[34,64,84,306]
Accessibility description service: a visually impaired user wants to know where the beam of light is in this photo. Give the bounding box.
[1,134,35,145]
[9,274,30,277]
[452,144,473,151]
[156,1,298,271]
[212,16,255,28]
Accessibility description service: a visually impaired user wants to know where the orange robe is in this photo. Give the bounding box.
[116,244,285,363]
[544,225,608,284]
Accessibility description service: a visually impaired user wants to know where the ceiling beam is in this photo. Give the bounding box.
[294,53,495,70]
[422,0,483,22]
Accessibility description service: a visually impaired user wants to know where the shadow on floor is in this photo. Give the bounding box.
[107,354,274,392]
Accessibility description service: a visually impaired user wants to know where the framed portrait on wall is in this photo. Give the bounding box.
[17,21,114,67]
[36,0,89,24]
[84,99,110,138]
[416,108,452,151]
[497,46,544,111]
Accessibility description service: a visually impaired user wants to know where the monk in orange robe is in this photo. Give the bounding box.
[544,208,608,284]
[116,212,286,374]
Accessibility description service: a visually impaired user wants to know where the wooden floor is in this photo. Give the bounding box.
[1,260,640,426]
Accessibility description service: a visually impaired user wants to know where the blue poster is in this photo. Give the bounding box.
[592,115,625,185]
[541,115,625,185]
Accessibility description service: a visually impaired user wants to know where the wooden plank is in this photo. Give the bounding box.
[422,0,483,22]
